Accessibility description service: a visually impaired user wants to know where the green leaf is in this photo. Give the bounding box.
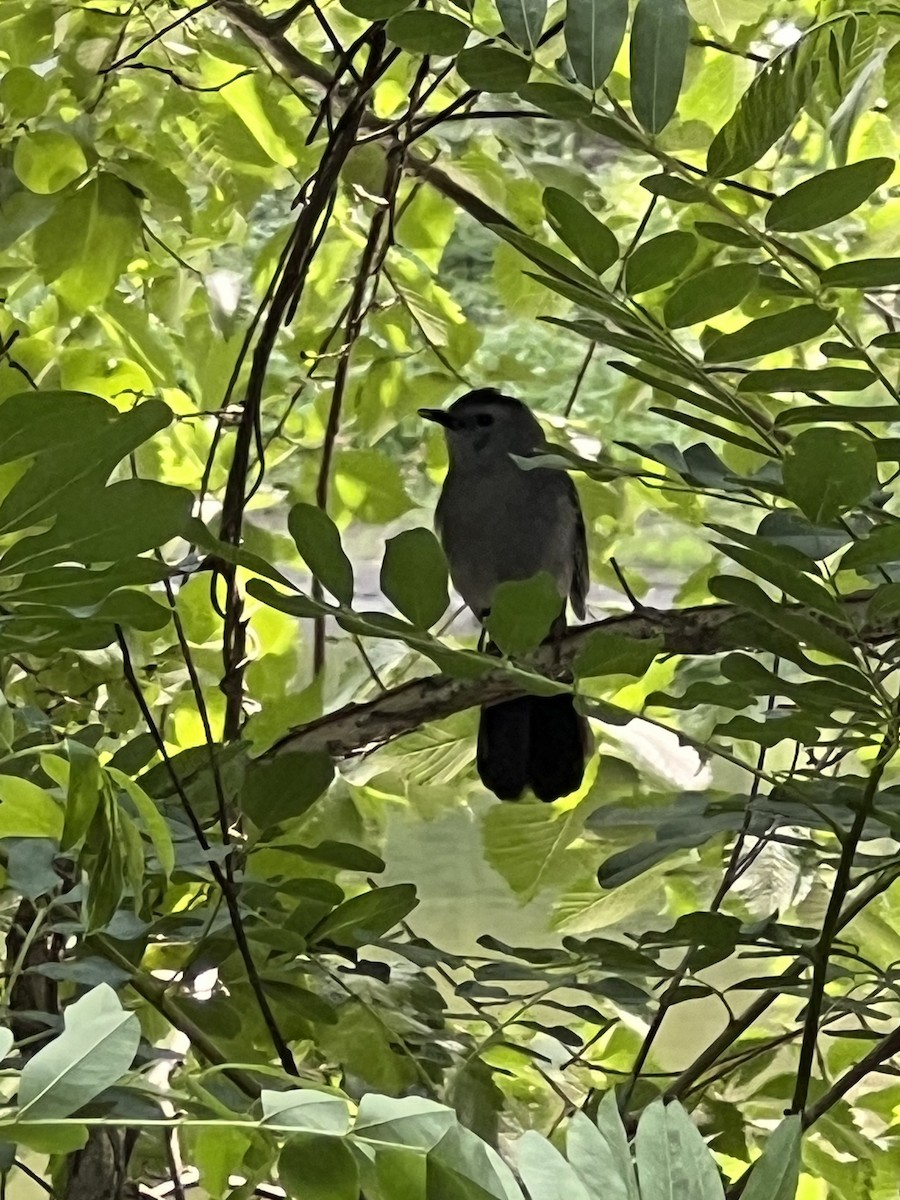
[13,131,87,194]
[60,740,102,852]
[629,0,690,133]
[625,232,697,294]
[565,0,627,91]
[106,768,175,880]
[308,883,418,947]
[783,427,878,523]
[241,751,334,830]
[380,528,449,628]
[288,502,354,606]
[342,0,410,15]
[544,189,618,275]
[821,258,900,288]
[574,631,661,678]
[635,1101,725,1200]
[567,1103,639,1200]
[262,1089,352,1134]
[0,776,62,839]
[497,0,546,52]
[840,523,900,570]
[17,985,139,1119]
[639,174,705,202]
[0,479,193,575]
[693,222,757,248]
[766,158,894,233]
[740,1117,801,1200]
[663,264,757,329]
[33,174,140,310]
[779,404,893,427]
[704,305,836,364]
[707,41,819,177]
[355,1094,455,1150]
[738,367,876,393]
[456,45,531,91]
[280,841,385,872]
[279,1133,359,1200]
[485,572,562,656]
[386,11,469,55]
[516,1130,592,1200]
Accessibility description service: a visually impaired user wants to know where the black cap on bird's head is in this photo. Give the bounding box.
[418,390,544,458]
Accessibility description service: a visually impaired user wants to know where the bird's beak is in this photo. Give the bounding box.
[419,407,456,429]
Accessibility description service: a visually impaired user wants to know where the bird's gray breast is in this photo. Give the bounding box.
[436,460,577,618]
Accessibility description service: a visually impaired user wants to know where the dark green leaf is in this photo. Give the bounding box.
[783,427,878,522]
[693,222,757,248]
[342,0,410,16]
[288,502,354,606]
[565,0,627,92]
[738,367,876,394]
[518,82,593,117]
[756,510,851,560]
[663,264,757,329]
[713,541,843,618]
[709,576,858,663]
[456,44,531,90]
[629,0,690,134]
[775,405,894,428]
[380,527,448,628]
[574,631,661,678]
[386,11,469,54]
[625,232,697,294]
[241,751,334,830]
[308,883,418,947]
[544,188,618,275]
[707,42,819,177]
[490,225,600,289]
[60,741,102,852]
[704,306,836,364]
[485,572,562,656]
[821,258,900,288]
[279,1133,359,1200]
[497,0,546,52]
[639,174,705,202]
[840,523,900,570]
[281,841,385,872]
[819,341,866,360]
[766,158,893,233]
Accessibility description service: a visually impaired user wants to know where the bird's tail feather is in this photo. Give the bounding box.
[477,693,589,802]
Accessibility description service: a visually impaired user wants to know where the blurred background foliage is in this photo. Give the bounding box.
[3,0,900,1195]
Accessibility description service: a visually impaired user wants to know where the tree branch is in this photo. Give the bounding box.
[265,596,878,759]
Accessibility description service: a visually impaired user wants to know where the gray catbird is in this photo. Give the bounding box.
[420,389,589,802]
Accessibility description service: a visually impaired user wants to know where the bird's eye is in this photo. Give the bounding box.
[475,413,494,427]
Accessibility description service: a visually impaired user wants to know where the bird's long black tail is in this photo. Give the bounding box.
[477,693,589,802]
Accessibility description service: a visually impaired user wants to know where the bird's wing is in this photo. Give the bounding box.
[567,477,589,621]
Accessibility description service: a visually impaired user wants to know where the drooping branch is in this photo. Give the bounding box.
[265,596,878,760]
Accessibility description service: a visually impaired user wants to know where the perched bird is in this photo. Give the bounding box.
[419,389,590,802]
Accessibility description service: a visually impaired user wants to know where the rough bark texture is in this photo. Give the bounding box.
[267,596,877,760]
